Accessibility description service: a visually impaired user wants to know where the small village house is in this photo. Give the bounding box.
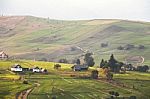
[0,51,8,59]
[11,64,23,72]
[71,64,89,71]
[10,64,47,73]
[32,66,41,72]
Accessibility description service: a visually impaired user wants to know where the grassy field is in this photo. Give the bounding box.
[0,16,150,65]
[0,69,32,99]
[0,60,150,99]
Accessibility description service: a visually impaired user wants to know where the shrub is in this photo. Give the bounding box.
[54,64,61,69]
[23,80,28,84]
[117,46,124,50]
[101,43,108,47]
[138,45,145,49]
[129,96,136,99]
[109,91,115,96]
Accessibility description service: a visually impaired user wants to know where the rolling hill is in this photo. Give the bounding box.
[0,16,150,65]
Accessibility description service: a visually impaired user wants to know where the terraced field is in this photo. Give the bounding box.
[0,60,150,99]
[0,70,32,99]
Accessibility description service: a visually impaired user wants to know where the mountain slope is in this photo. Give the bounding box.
[0,16,150,64]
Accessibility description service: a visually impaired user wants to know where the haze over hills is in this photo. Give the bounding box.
[0,16,150,65]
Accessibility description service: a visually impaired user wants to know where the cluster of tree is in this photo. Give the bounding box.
[117,44,145,50]
[74,53,95,66]
[100,54,124,73]
[84,52,95,67]
[74,52,95,67]
[136,65,149,72]
[101,42,108,47]
[123,64,149,72]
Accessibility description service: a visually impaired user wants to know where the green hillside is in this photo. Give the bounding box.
[0,16,150,65]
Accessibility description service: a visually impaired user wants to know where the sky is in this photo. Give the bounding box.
[0,0,150,21]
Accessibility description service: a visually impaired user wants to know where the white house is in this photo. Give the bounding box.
[32,66,40,72]
[11,64,22,72]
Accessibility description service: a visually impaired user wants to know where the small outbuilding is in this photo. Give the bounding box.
[0,51,8,59]
[32,66,40,72]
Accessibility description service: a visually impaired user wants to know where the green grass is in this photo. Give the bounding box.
[114,72,150,99]
[28,75,129,99]
[0,69,32,99]
[0,80,32,99]
[0,60,150,99]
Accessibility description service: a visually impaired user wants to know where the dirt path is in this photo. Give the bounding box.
[16,83,40,99]
[17,88,33,99]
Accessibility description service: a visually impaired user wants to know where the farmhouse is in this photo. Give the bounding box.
[11,64,23,72]
[32,66,41,72]
[0,51,8,59]
[71,64,89,71]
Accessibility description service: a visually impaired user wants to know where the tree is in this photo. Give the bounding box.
[23,80,28,84]
[137,65,149,72]
[108,54,123,73]
[143,65,149,72]
[91,70,99,79]
[109,91,115,96]
[54,64,61,69]
[114,92,119,97]
[109,91,115,99]
[84,53,95,67]
[76,59,80,65]
[103,60,108,67]
[87,57,95,67]
[106,72,113,80]
[108,54,118,72]
[100,59,105,68]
